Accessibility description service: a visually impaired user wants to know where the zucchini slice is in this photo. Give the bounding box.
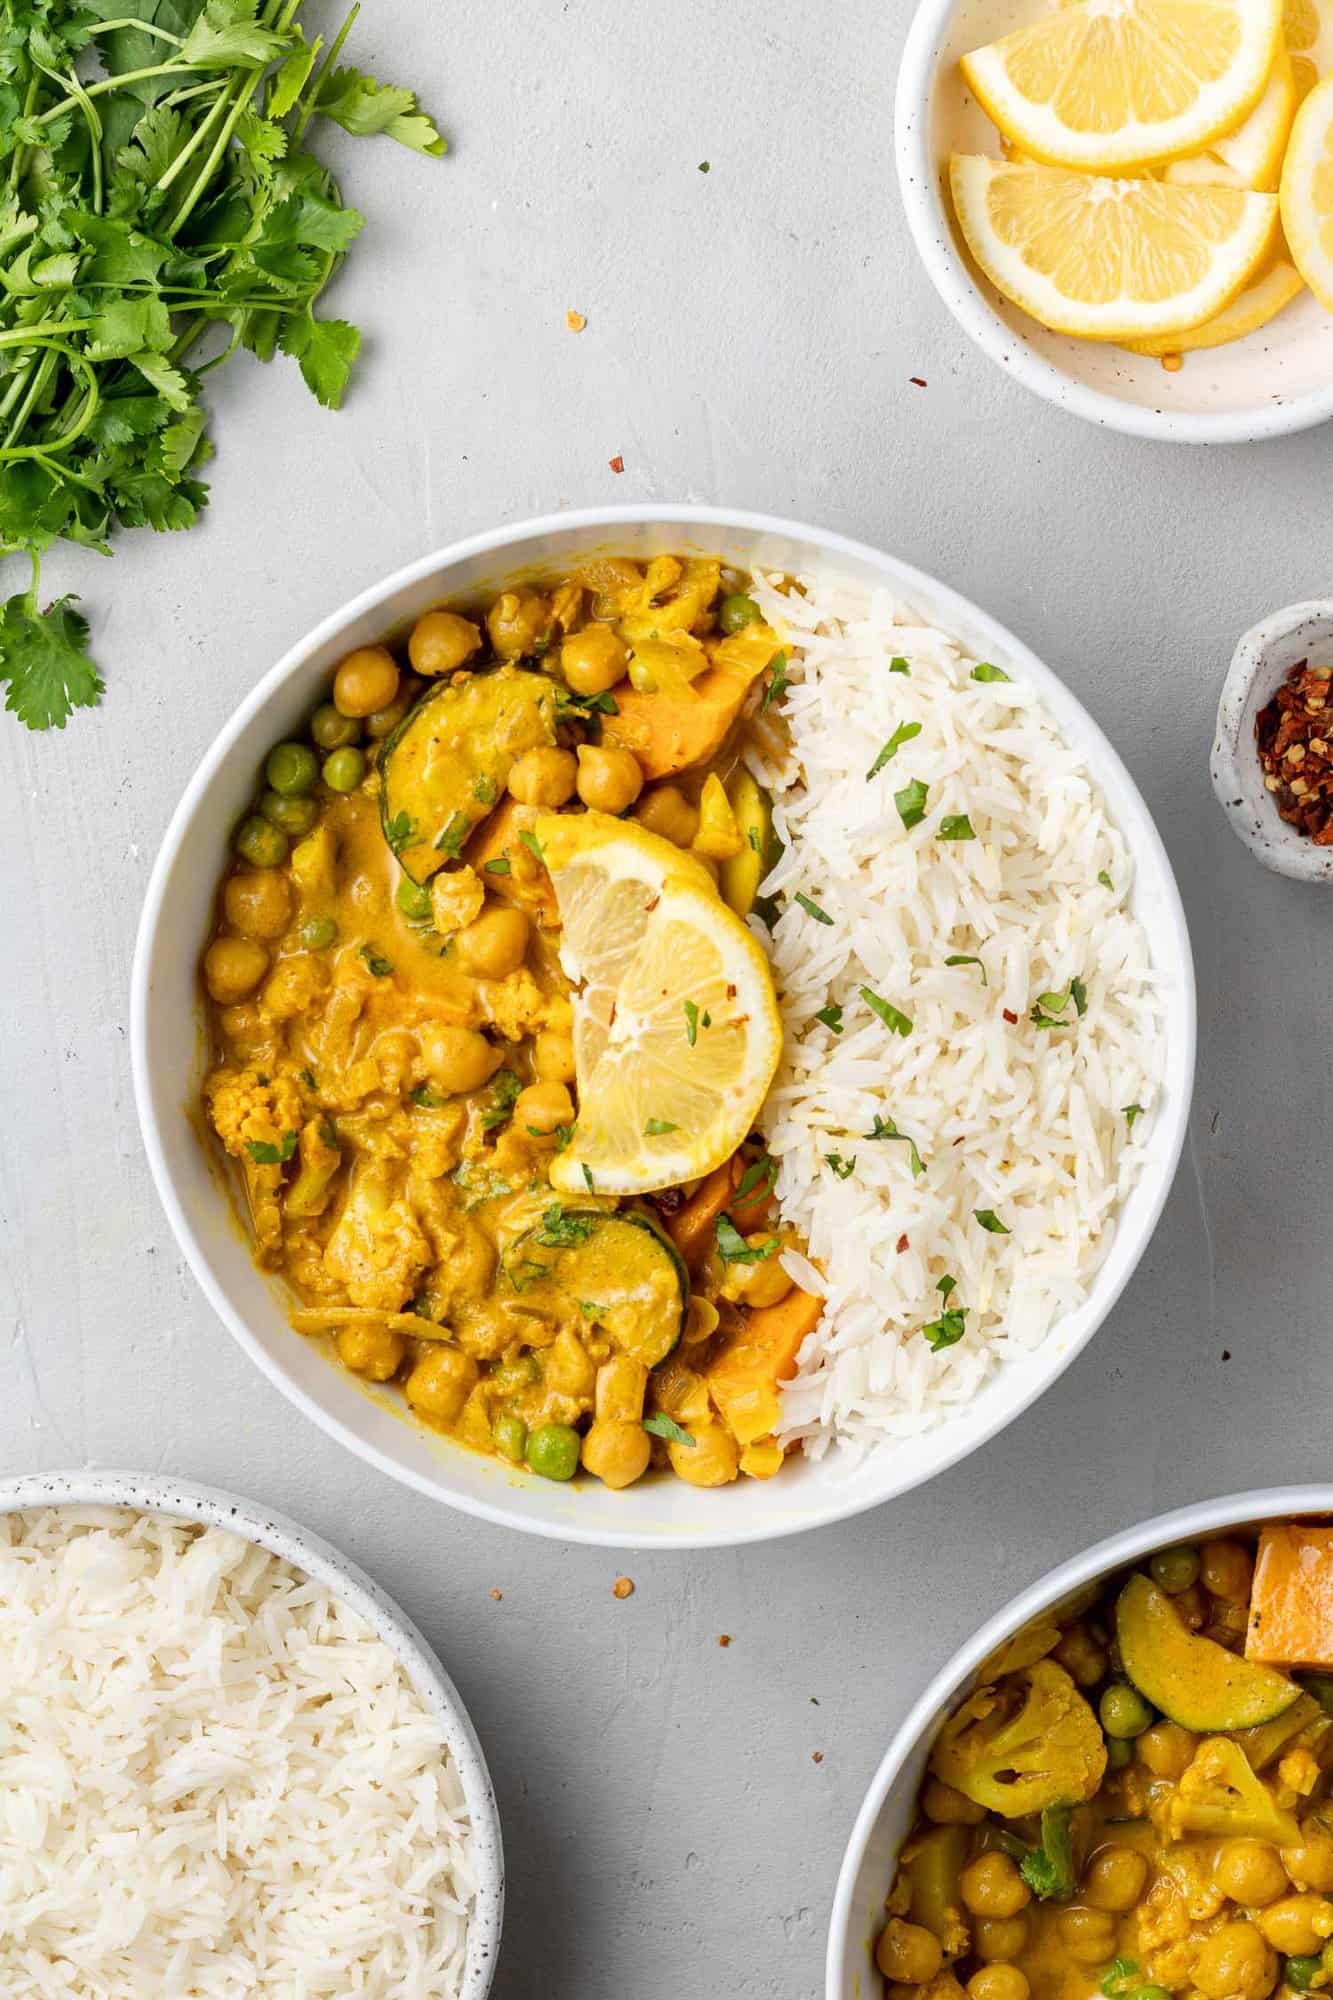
[719,768,778,918]
[1117,1573,1300,1731]
[380,665,558,883]
[506,1209,687,1367]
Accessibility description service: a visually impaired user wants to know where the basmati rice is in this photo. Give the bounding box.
[0,1508,476,1999]
[743,569,1164,1463]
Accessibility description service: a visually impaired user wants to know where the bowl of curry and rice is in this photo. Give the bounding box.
[131,505,1194,1548]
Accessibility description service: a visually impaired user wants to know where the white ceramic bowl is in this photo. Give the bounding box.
[828,1484,1333,2000]
[131,504,1196,1550]
[0,1468,503,1997]
[896,0,1333,443]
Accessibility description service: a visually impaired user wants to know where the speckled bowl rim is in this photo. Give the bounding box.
[826,1483,1333,2000]
[894,0,1333,444]
[0,1469,503,2000]
[1211,600,1333,881]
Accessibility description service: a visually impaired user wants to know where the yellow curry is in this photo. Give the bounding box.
[200,555,823,1490]
[876,1523,1333,2000]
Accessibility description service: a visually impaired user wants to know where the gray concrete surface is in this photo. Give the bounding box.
[1,2,1330,1995]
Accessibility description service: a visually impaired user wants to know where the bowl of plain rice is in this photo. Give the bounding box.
[0,1470,502,1999]
[134,507,1195,1547]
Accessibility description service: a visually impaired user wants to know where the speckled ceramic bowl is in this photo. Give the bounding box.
[0,1469,504,2000]
[1212,600,1333,881]
[827,1485,1333,2000]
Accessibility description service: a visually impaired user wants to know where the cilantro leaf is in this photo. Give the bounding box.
[0,588,102,731]
[245,1130,298,1165]
[866,719,921,780]
[643,1412,696,1447]
[864,1113,925,1178]
[715,1216,779,1265]
[894,778,929,829]
[860,986,911,1037]
[315,63,447,156]
[278,314,361,410]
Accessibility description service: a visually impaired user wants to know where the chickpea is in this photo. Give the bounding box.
[581,1421,652,1490]
[507,746,578,808]
[668,1421,739,1487]
[562,621,629,695]
[1055,1908,1115,1966]
[1257,1895,1333,1955]
[457,905,530,978]
[533,1030,576,1084]
[973,1915,1031,1964]
[634,784,700,848]
[514,1081,574,1137]
[961,1853,1031,1921]
[1136,1721,1198,1779]
[224,869,292,941]
[967,1969,1030,2000]
[333,645,400,719]
[486,591,550,659]
[420,1024,503,1094]
[1054,1624,1108,1689]
[218,1002,261,1047]
[405,1346,479,1425]
[1201,1538,1254,1602]
[1193,1922,1277,2000]
[576,743,644,815]
[1173,1583,1208,1630]
[720,1240,795,1310]
[1284,1840,1333,1895]
[204,935,269,1004]
[1217,1842,1290,1908]
[1083,1845,1149,1913]
[922,1779,986,1826]
[875,1920,944,1986]
[336,1324,406,1381]
[546,1328,595,1400]
[366,689,413,739]
[408,609,482,677]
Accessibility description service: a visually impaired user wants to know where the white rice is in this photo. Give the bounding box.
[0,1509,476,1999]
[743,569,1164,1463]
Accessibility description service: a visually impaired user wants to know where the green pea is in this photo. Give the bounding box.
[396,875,432,921]
[259,789,320,836]
[1106,1737,1134,1769]
[322,746,366,793]
[525,1422,581,1482]
[1100,1682,1154,1740]
[311,701,361,751]
[300,916,338,951]
[493,1413,527,1465]
[1287,1963,1321,1992]
[718,592,761,635]
[1133,1987,1174,2000]
[265,740,320,796]
[234,814,289,869]
[1150,1545,1200,1595]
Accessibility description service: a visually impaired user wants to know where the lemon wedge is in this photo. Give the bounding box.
[961,0,1283,171]
[1280,70,1333,304]
[534,812,784,1197]
[950,155,1280,338]
[1125,241,1305,350]
[1164,42,1297,189]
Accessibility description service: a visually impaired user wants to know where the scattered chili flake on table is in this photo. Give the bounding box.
[566,310,587,332]
[1255,659,1333,843]
[718,1634,732,1647]
[490,1589,503,1601]
[812,1751,825,1764]
[910,376,928,388]
[608,455,625,474]
[613,1575,635,1599]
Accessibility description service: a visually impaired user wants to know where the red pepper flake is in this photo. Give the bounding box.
[613,1575,635,1599]
[608,455,625,474]
[718,1634,732,1648]
[490,1589,502,1601]
[909,376,927,388]
[811,1750,824,1764]
[896,1234,909,1254]
[1002,1008,1018,1024]
[1255,658,1333,843]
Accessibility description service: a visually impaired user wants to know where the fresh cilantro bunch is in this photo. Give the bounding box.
[0,0,443,729]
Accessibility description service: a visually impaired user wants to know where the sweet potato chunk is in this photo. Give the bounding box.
[1247,1524,1333,1667]
[605,667,751,779]
[707,1286,824,1446]
[464,798,558,928]
[666,1153,774,1271]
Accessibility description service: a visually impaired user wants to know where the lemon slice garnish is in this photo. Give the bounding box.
[950,155,1280,339]
[535,812,784,1197]
[1280,70,1333,305]
[961,0,1283,172]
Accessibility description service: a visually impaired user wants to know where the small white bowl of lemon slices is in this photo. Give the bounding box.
[897,0,1333,441]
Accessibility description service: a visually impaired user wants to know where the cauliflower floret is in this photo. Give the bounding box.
[479,969,549,1042]
[930,1661,1107,1815]
[286,1118,343,1220]
[431,865,485,938]
[260,953,329,1023]
[205,1063,305,1161]
[1166,1738,1302,1848]
[322,1164,433,1311]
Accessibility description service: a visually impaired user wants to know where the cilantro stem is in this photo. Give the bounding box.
[32,62,192,123]
[155,81,242,195]
[294,2,360,143]
[170,81,260,235]
[84,19,186,47]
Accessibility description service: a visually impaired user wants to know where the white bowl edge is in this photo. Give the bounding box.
[130,503,1197,1551]
[826,1483,1333,2000]
[894,0,1333,445]
[0,1467,504,1999]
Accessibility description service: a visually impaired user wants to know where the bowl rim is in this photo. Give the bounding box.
[0,1466,504,1999]
[130,502,1196,1550]
[894,0,1333,445]
[1211,597,1333,880]
[825,1482,1333,1998]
